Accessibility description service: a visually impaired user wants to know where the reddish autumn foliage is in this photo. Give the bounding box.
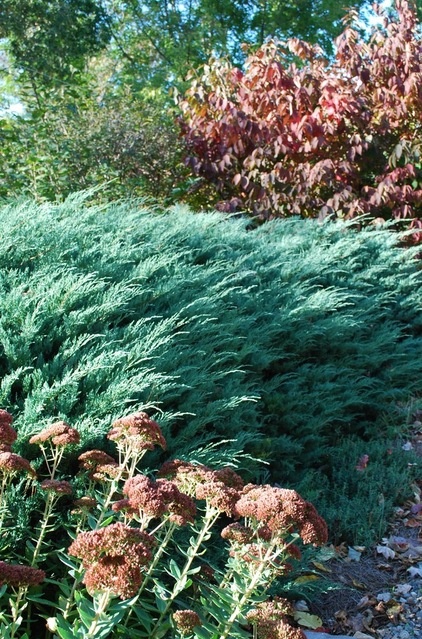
[179,1,422,240]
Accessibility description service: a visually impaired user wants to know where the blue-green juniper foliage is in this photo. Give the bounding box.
[0,193,421,543]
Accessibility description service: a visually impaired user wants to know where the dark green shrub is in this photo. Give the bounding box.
[0,193,421,542]
[0,93,187,203]
[297,435,420,546]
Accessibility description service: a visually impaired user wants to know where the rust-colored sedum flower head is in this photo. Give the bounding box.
[158,459,210,496]
[158,461,243,514]
[29,421,80,447]
[235,485,327,545]
[0,444,12,453]
[246,597,306,639]
[72,496,97,512]
[118,474,196,525]
[213,467,244,491]
[78,450,120,482]
[90,463,122,482]
[68,521,155,564]
[107,412,166,452]
[68,522,155,600]
[0,410,17,446]
[162,485,197,525]
[78,450,117,470]
[0,452,36,478]
[173,610,202,635]
[221,522,254,545]
[40,479,73,495]
[195,478,240,516]
[84,554,144,600]
[298,502,328,545]
[286,544,302,561]
[0,561,45,588]
[122,474,167,518]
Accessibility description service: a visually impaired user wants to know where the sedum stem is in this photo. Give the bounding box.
[85,590,111,638]
[217,541,278,639]
[31,492,57,566]
[9,586,28,639]
[150,507,220,637]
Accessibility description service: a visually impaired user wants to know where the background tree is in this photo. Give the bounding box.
[0,0,419,204]
[0,0,110,94]
[102,0,373,91]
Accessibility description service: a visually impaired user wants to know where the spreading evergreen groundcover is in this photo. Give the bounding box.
[1,193,421,543]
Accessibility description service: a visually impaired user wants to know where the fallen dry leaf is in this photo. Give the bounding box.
[407,564,422,577]
[385,601,403,622]
[376,544,395,560]
[388,536,410,552]
[293,611,323,629]
[334,609,349,625]
[352,579,367,590]
[311,561,332,573]
[293,574,320,584]
[372,601,395,626]
[404,517,422,527]
[376,562,394,570]
[399,546,422,560]
[347,546,362,562]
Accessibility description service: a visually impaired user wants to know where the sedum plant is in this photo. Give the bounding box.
[0,408,327,639]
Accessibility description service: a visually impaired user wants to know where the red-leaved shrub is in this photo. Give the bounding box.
[179,0,422,240]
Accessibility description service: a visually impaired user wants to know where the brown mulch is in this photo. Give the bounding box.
[308,544,413,635]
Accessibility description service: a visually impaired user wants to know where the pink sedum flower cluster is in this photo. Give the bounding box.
[246,597,306,639]
[159,460,244,516]
[113,474,196,526]
[29,421,80,447]
[158,459,211,495]
[173,609,202,635]
[0,452,36,477]
[78,450,117,469]
[0,410,17,450]
[40,479,73,495]
[78,449,120,482]
[68,522,155,599]
[107,412,166,452]
[0,561,45,588]
[235,485,328,545]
